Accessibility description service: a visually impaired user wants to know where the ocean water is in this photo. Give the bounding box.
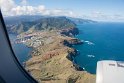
[74,22,124,74]
[9,34,32,65]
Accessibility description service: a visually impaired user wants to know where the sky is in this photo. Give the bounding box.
[0,0,124,22]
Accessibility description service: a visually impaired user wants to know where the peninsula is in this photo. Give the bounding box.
[6,16,96,83]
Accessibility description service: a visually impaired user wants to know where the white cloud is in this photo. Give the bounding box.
[0,0,76,17]
[0,0,16,16]
[0,0,46,16]
[43,9,75,17]
[21,0,27,5]
[11,5,45,15]
[111,14,124,20]
[1,0,124,21]
[91,11,109,19]
[82,11,124,21]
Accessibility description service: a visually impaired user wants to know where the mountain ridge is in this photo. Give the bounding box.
[5,16,76,34]
[4,15,96,34]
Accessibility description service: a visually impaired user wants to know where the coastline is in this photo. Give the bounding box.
[16,27,96,83]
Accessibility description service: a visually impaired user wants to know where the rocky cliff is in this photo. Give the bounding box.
[24,30,95,83]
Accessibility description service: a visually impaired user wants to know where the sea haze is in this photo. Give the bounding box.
[74,22,124,74]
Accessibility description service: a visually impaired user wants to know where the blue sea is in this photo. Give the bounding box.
[9,34,32,65]
[74,22,124,74]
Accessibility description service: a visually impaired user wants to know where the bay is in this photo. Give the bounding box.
[9,34,32,65]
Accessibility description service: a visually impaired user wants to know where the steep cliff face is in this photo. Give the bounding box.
[26,51,95,83]
[60,28,79,36]
[24,31,95,83]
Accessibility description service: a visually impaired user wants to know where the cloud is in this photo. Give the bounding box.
[91,11,109,19]
[82,11,124,21]
[0,0,46,16]
[43,9,75,17]
[11,5,45,15]
[21,0,27,5]
[111,14,124,20]
[0,0,75,17]
[0,0,16,15]
[1,0,123,21]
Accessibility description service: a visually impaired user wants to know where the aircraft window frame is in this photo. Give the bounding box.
[0,10,37,83]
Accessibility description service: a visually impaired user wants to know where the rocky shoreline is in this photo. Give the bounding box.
[5,15,96,82]
[17,27,95,83]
